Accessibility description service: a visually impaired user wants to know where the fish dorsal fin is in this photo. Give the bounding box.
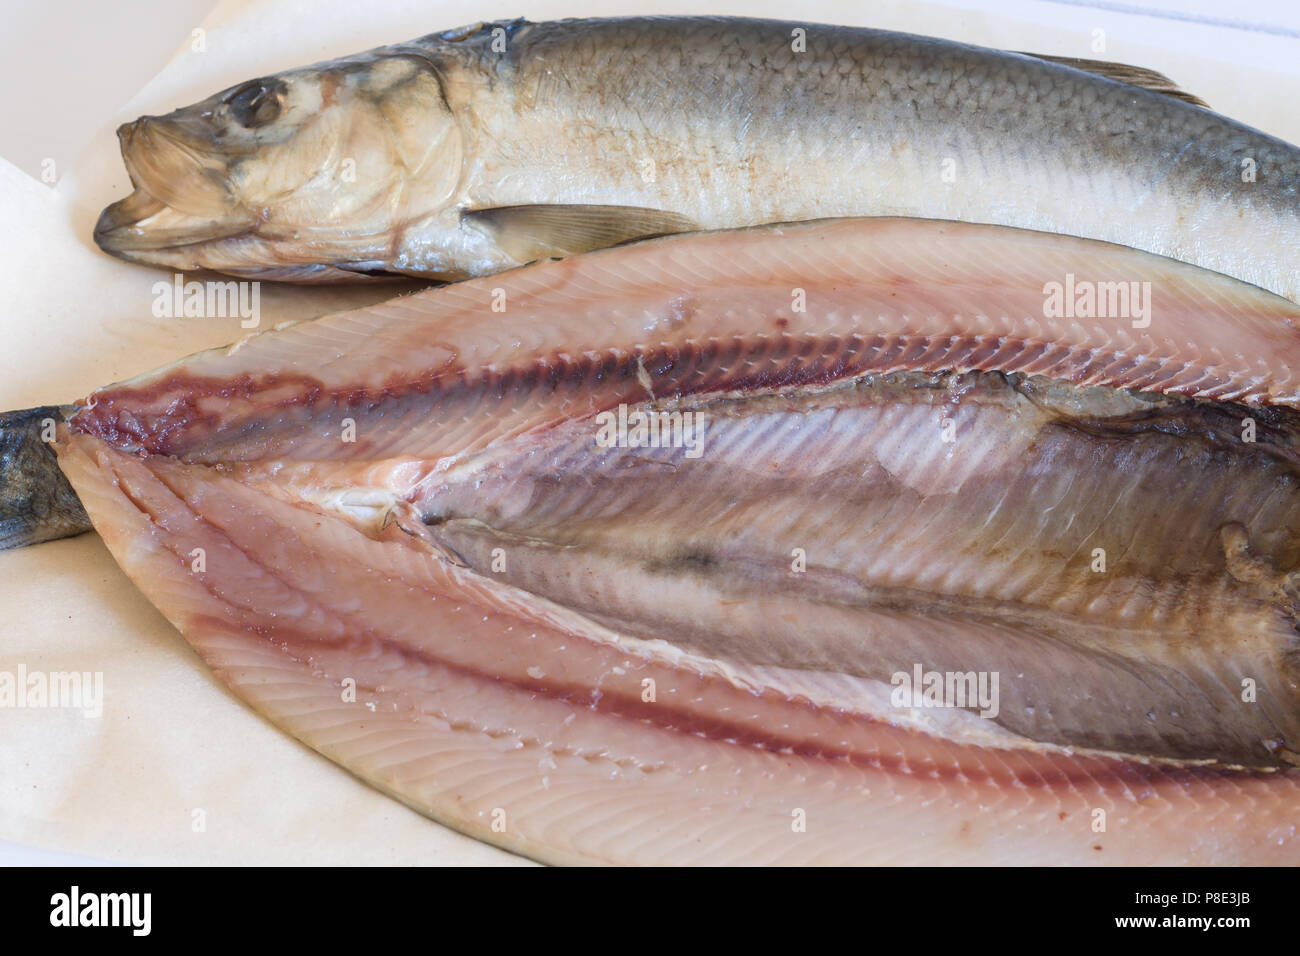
[1019,53,1209,107]
[462,204,699,263]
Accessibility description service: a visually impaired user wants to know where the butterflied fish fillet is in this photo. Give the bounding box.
[47,219,1300,864]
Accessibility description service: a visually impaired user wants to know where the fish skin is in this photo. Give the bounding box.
[95,17,1300,300]
[0,407,90,549]
[50,219,1300,863]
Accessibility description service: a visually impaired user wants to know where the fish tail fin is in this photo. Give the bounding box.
[0,406,91,550]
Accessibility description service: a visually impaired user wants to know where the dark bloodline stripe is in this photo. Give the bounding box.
[77,371,325,452]
[72,331,1217,459]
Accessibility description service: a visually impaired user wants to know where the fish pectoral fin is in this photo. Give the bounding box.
[1018,53,1209,107]
[461,204,698,263]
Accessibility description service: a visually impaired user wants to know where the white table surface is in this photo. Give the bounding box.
[0,0,1297,866]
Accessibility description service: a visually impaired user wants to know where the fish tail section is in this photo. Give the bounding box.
[0,407,90,550]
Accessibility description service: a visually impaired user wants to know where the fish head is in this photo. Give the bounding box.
[94,54,464,281]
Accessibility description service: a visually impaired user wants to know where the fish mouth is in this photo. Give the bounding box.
[93,191,252,258]
[93,117,396,281]
[94,118,256,264]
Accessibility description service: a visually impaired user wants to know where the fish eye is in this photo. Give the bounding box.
[224,79,285,128]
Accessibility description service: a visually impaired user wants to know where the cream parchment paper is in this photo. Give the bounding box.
[1,0,1296,864]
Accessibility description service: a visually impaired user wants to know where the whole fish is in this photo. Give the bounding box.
[25,218,1300,863]
[95,16,1300,299]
